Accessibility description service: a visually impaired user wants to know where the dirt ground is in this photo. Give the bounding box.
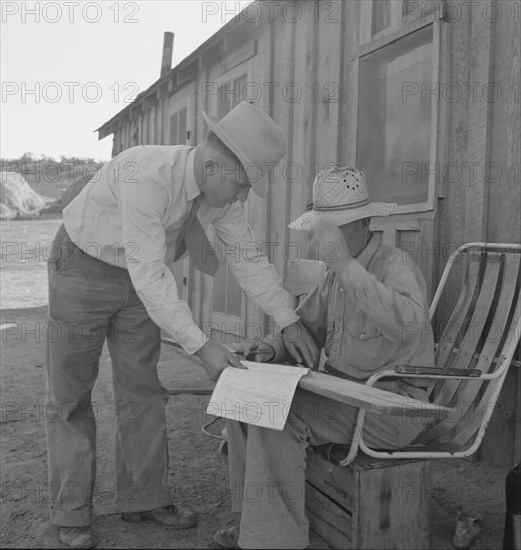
[0,306,509,549]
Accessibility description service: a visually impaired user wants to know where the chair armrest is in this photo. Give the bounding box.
[298,372,453,416]
[364,366,486,388]
[392,365,482,378]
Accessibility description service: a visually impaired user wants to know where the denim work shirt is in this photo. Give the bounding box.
[269,235,435,392]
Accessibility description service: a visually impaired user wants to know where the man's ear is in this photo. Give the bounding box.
[204,158,220,176]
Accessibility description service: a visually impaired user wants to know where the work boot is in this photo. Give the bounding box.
[59,527,96,549]
[121,504,196,529]
[213,525,240,548]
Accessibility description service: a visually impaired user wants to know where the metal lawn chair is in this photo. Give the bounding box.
[291,243,521,467]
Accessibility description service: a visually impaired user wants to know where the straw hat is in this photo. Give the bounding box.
[289,166,397,230]
[202,101,287,198]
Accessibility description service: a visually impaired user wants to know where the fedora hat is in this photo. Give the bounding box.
[289,165,397,230]
[202,101,287,198]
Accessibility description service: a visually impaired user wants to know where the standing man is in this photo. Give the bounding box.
[46,101,318,549]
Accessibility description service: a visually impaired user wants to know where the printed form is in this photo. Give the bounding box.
[206,361,310,430]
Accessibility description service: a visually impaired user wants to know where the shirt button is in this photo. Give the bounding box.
[339,288,344,293]
[360,333,366,339]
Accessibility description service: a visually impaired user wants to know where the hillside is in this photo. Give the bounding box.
[0,171,52,219]
[0,154,104,217]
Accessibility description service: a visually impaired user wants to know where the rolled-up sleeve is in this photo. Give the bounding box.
[212,202,299,330]
[119,175,208,354]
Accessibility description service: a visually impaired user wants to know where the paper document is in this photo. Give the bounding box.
[206,360,310,431]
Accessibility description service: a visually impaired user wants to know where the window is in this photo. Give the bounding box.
[144,109,152,144]
[217,74,248,117]
[354,3,441,213]
[169,107,187,145]
[213,261,243,317]
[373,0,391,35]
[366,0,443,41]
[132,124,139,146]
[357,25,433,206]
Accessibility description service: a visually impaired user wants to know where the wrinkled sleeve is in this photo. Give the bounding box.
[212,202,299,330]
[265,271,330,362]
[119,174,208,355]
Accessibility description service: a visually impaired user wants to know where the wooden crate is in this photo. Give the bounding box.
[305,450,430,549]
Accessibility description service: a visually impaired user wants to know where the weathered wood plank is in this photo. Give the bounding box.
[463,5,495,242]
[290,0,317,260]
[478,4,521,465]
[269,13,295,281]
[355,459,430,549]
[314,0,343,169]
[305,481,352,549]
[358,0,372,46]
[342,1,359,165]
[306,448,355,511]
[312,14,331,167]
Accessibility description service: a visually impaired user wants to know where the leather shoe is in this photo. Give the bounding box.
[213,525,240,548]
[121,504,196,529]
[59,527,96,549]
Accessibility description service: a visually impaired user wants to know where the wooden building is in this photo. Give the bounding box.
[96,0,520,465]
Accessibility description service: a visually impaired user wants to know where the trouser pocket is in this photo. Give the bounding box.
[47,224,79,285]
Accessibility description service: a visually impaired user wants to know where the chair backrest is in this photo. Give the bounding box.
[415,244,521,450]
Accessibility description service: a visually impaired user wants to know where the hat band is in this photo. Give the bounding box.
[314,198,370,211]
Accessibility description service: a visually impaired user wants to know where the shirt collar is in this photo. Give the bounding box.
[355,233,381,269]
[183,147,201,203]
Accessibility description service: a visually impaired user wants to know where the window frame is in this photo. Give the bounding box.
[351,9,443,215]
[168,106,188,146]
[166,80,195,146]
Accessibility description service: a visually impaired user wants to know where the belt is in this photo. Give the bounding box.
[56,224,127,272]
[323,364,360,382]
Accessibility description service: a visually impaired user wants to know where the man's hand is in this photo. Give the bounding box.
[234,339,276,363]
[310,219,351,268]
[281,320,319,369]
[195,341,246,382]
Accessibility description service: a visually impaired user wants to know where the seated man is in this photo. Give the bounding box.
[214,166,435,550]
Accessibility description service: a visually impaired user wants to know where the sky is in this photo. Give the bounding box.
[1,0,251,162]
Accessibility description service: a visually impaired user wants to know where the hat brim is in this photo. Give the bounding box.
[203,111,269,198]
[288,202,397,230]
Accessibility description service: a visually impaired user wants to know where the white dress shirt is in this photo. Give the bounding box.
[63,145,298,354]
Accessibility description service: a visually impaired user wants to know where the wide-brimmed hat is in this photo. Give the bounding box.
[289,166,397,230]
[202,101,287,198]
